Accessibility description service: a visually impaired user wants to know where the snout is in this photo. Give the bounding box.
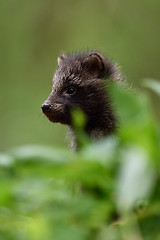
[41,99,70,125]
[41,103,53,113]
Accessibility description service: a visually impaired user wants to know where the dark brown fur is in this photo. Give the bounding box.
[41,51,117,145]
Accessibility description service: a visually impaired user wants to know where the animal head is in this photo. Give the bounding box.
[41,51,115,127]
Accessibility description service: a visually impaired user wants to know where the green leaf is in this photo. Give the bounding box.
[143,78,160,96]
[80,136,118,166]
[116,146,156,212]
[0,154,14,167]
[11,145,73,164]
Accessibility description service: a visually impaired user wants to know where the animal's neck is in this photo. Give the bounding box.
[68,103,116,149]
[85,103,116,138]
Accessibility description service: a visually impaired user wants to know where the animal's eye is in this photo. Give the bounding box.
[66,87,76,95]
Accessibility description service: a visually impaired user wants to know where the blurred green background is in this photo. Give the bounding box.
[0,0,160,151]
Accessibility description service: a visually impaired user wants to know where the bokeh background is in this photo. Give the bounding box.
[1,0,160,151]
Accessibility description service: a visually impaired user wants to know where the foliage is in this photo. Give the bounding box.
[0,81,160,240]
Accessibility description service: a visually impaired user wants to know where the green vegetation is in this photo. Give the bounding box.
[0,0,160,238]
[0,81,160,240]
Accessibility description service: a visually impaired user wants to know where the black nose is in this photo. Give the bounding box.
[41,103,52,113]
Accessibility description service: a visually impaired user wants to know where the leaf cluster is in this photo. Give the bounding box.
[0,80,160,240]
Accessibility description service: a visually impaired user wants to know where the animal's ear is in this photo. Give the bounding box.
[57,54,68,66]
[83,52,107,77]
